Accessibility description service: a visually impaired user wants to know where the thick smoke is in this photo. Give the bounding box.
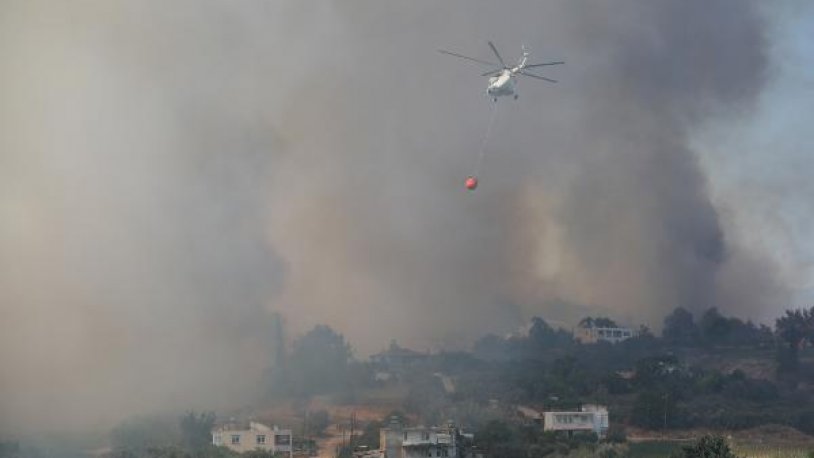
[266,0,786,342]
[0,0,788,433]
[521,1,783,325]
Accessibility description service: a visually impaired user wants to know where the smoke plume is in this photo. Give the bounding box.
[0,0,788,433]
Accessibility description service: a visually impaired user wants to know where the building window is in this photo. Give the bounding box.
[422,432,430,440]
[274,434,291,446]
[427,448,432,457]
[231,435,240,445]
[213,434,222,445]
[257,435,266,445]
[404,432,408,440]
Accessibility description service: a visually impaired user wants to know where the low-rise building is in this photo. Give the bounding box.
[212,421,293,456]
[543,405,609,439]
[574,318,636,344]
[370,341,429,370]
[370,342,430,385]
[380,418,462,458]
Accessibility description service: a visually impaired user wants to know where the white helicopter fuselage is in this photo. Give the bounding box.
[487,69,516,97]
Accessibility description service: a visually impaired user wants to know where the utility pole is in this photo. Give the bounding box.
[663,393,669,430]
[303,410,308,440]
[337,425,346,458]
[349,411,356,452]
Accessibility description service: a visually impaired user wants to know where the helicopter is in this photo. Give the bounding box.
[439,42,563,102]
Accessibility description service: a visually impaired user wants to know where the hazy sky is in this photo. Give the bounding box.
[1,0,813,434]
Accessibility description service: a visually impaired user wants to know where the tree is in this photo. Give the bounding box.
[725,319,769,347]
[671,435,741,458]
[545,356,594,400]
[578,317,619,328]
[530,317,555,336]
[595,317,618,328]
[286,325,354,396]
[699,308,731,346]
[474,317,573,361]
[631,355,690,429]
[776,308,812,350]
[180,411,216,450]
[663,308,699,346]
[528,317,573,353]
[775,307,814,373]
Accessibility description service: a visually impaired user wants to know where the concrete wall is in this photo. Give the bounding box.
[575,326,635,344]
[213,423,292,455]
[543,408,608,438]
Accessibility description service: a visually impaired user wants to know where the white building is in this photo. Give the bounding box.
[212,421,292,456]
[370,341,429,369]
[543,405,609,439]
[380,419,461,458]
[574,319,636,344]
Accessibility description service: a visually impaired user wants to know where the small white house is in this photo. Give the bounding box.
[574,319,636,344]
[543,405,609,439]
[212,421,292,456]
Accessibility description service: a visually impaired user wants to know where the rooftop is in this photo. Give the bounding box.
[371,340,427,359]
[213,421,289,433]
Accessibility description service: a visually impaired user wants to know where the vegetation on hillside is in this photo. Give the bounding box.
[45,306,814,457]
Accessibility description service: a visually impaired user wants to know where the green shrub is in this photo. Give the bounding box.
[670,435,740,458]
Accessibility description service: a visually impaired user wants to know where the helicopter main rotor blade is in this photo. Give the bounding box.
[518,71,557,83]
[438,49,498,67]
[487,41,507,68]
[481,69,503,76]
[524,61,565,68]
